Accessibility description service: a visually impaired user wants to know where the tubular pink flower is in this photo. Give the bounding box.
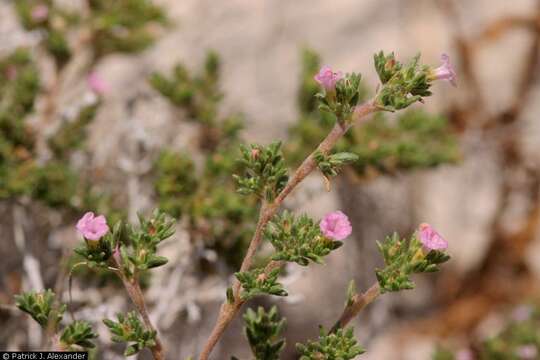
[314,65,343,91]
[418,223,448,250]
[31,4,49,22]
[320,211,352,240]
[76,212,109,241]
[87,72,108,95]
[431,53,457,87]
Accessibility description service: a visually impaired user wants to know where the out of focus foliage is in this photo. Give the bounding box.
[151,52,258,269]
[150,51,221,125]
[287,48,460,176]
[0,49,108,211]
[14,0,76,67]
[0,49,39,157]
[48,102,99,159]
[433,305,540,360]
[8,0,167,216]
[0,49,76,206]
[88,0,166,58]
[15,0,166,65]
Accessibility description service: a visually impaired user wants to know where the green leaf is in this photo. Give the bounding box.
[296,326,365,360]
[235,268,287,301]
[234,142,289,201]
[14,289,64,328]
[103,311,157,356]
[60,321,98,350]
[265,211,341,266]
[243,306,286,360]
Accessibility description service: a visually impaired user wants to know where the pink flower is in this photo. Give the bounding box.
[431,53,457,87]
[87,72,108,95]
[31,4,49,22]
[320,211,352,240]
[418,223,448,250]
[314,65,343,91]
[76,212,109,241]
[516,345,537,359]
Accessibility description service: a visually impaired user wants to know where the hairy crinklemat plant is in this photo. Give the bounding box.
[198,50,455,360]
[14,47,456,360]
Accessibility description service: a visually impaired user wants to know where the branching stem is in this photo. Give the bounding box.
[199,99,378,360]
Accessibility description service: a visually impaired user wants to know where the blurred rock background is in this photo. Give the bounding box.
[2,0,540,359]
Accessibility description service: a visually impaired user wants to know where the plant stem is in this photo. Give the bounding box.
[330,282,380,333]
[115,266,164,360]
[199,100,378,360]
